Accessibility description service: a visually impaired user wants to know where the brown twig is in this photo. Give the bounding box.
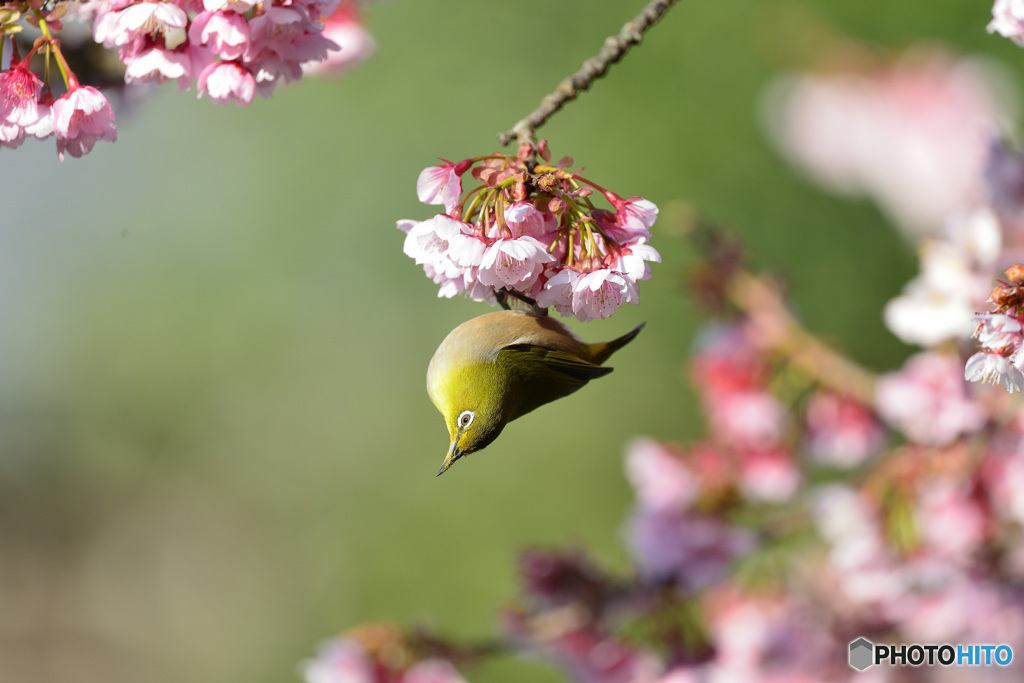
[497,0,680,148]
[727,270,879,405]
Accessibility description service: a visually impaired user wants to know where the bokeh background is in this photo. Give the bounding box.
[0,1,1016,681]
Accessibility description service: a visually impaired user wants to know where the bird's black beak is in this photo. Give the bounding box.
[436,442,461,477]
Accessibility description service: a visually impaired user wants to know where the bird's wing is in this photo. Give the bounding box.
[497,344,614,420]
[501,344,614,381]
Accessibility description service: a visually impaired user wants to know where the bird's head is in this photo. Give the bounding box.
[432,367,510,476]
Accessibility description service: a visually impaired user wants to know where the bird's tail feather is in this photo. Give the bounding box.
[589,322,646,366]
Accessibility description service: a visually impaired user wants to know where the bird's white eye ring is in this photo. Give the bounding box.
[458,410,474,429]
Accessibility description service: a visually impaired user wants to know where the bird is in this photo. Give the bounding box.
[426,309,645,476]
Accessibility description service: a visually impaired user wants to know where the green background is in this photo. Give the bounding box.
[0,1,1016,681]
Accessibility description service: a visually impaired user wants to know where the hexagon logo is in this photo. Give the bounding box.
[849,637,874,671]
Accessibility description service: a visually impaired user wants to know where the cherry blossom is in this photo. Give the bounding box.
[0,63,42,127]
[400,147,660,321]
[476,236,554,290]
[416,163,464,214]
[189,10,251,61]
[197,61,256,105]
[124,46,193,87]
[0,0,372,158]
[571,269,634,321]
[52,84,118,161]
[93,1,189,49]
[965,351,1024,392]
[966,266,1024,392]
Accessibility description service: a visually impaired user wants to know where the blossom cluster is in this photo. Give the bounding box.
[1,56,116,160]
[88,0,341,104]
[0,0,372,158]
[966,267,1024,392]
[399,142,661,321]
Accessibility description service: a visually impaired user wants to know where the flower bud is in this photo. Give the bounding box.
[1006,264,1024,285]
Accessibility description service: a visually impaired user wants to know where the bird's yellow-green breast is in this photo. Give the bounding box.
[427,310,644,476]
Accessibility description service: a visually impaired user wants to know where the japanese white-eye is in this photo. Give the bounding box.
[427,309,644,476]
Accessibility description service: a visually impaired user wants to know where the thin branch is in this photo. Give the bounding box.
[497,0,680,148]
[727,270,879,405]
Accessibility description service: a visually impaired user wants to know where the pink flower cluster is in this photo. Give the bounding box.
[0,0,371,157]
[1,58,117,159]
[687,323,805,501]
[610,374,1023,681]
[399,143,660,321]
[879,350,986,441]
[624,438,757,592]
[89,0,344,105]
[966,266,1024,393]
[503,420,1024,682]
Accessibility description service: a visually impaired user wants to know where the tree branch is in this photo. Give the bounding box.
[497,0,680,148]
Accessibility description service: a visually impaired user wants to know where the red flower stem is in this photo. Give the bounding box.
[496,0,681,147]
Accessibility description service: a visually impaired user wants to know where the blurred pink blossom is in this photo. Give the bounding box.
[403,659,468,683]
[990,0,1024,46]
[915,482,989,561]
[813,485,906,610]
[738,447,800,502]
[702,590,849,682]
[803,392,883,467]
[982,445,1024,526]
[705,389,787,451]
[627,507,756,592]
[765,48,1015,241]
[899,564,1024,647]
[875,352,985,446]
[301,637,374,683]
[533,627,663,683]
[304,2,375,75]
[624,438,697,513]
[301,637,467,683]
